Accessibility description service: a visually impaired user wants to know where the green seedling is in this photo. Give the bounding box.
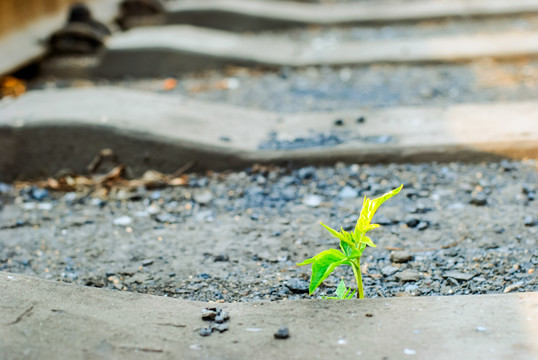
[297,184,403,299]
[322,279,356,300]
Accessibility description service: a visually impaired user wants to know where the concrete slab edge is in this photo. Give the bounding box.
[1,271,537,360]
[165,0,538,31]
[1,88,537,181]
[89,28,538,77]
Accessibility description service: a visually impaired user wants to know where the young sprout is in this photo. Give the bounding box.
[322,279,356,300]
[297,184,403,299]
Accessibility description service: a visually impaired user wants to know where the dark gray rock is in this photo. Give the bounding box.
[390,251,413,264]
[334,119,344,126]
[494,226,505,234]
[214,254,229,262]
[381,265,399,276]
[416,221,429,231]
[443,271,477,281]
[470,193,488,206]
[500,160,515,171]
[215,311,230,323]
[155,213,179,223]
[395,270,420,282]
[298,166,316,180]
[201,308,218,320]
[286,279,309,293]
[211,323,229,333]
[274,327,290,339]
[523,216,535,227]
[141,259,153,266]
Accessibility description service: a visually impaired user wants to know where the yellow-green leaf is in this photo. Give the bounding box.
[355,185,403,236]
[361,236,376,248]
[321,222,355,248]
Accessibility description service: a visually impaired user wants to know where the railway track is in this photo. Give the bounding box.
[0,2,537,358]
[1,0,538,177]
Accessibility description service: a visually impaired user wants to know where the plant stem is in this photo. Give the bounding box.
[351,260,364,299]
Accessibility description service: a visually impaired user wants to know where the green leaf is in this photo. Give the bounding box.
[335,279,347,299]
[302,249,349,295]
[297,248,343,266]
[347,248,364,259]
[322,280,356,300]
[296,257,315,266]
[344,288,356,299]
[340,240,354,257]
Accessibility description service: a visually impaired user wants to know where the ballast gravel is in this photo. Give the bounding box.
[0,160,536,302]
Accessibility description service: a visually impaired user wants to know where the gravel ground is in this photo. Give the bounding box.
[30,58,538,113]
[172,59,538,113]
[1,160,536,302]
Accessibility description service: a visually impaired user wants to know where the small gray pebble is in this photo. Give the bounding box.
[274,327,289,339]
[493,226,505,234]
[443,271,477,281]
[286,278,309,293]
[338,186,358,199]
[201,308,218,320]
[381,265,399,276]
[334,119,344,126]
[303,194,322,207]
[194,191,213,205]
[200,327,213,336]
[211,323,229,333]
[416,221,429,231]
[214,254,229,262]
[390,251,413,264]
[142,259,153,266]
[215,311,230,323]
[298,167,316,180]
[470,193,488,206]
[395,269,420,282]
